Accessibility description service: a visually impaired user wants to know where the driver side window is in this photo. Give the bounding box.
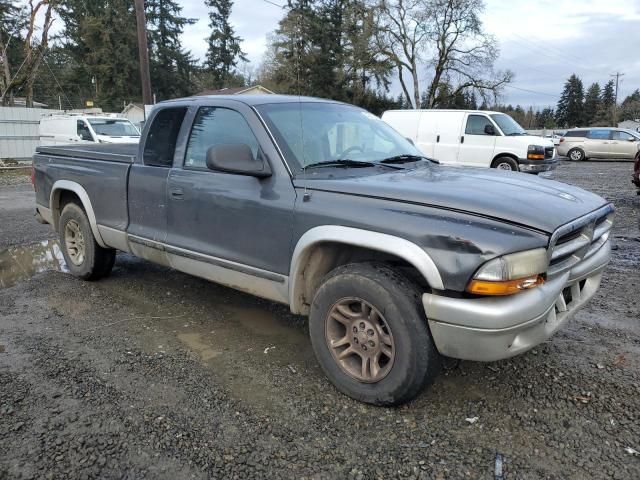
[184,107,260,169]
[465,115,493,135]
[77,120,93,141]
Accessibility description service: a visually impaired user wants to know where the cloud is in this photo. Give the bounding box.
[181,0,640,107]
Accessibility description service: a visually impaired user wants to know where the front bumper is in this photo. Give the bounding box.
[422,238,610,362]
[518,157,558,173]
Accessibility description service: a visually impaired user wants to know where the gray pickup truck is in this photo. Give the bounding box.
[33,95,614,405]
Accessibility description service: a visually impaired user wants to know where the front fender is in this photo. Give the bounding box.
[288,225,444,314]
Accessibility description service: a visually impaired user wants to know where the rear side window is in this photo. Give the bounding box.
[465,115,493,135]
[143,107,188,167]
[184,107,260,169]
[587,129,611,140]
[564,130,588,138]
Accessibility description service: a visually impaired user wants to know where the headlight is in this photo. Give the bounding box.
[527,145,545,160]
[467,248,547,296]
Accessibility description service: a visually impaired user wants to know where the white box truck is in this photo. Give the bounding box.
[381,109,557,173]
[39,114,141,146]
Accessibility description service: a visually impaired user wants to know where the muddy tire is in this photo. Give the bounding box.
[58,203,115,280]
[309,262,441,406]
[568,148,586,161]
[491,156,519,171]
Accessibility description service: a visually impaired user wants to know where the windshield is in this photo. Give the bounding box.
[88,119,140,136]
[489,113,526,136]
[256,102,423,172]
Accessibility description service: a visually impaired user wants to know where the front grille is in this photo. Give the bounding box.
[545,147,555,159]
[547,205,614,276]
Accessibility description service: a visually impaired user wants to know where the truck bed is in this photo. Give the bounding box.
[34,143,136,233]
[35,143,137,163]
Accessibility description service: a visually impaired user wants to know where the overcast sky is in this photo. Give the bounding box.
[181,0,640,107]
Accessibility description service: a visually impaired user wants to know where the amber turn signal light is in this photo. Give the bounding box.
[527,153,545,160]
[467,275,544,296]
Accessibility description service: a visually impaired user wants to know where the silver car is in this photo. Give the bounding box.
[558,128,640,161]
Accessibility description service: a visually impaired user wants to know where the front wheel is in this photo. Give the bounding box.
[568,148,586,161]
[491,156,519,171]
[309,263,441,406]
[59,202,116,280]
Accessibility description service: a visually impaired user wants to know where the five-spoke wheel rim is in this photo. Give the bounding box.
[64,219,85,266]
[325,297,395,383]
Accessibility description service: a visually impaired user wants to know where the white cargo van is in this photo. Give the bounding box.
[381,109,557,173]
[39,114,141,146]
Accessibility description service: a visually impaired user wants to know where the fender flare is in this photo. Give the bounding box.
[50,180,107,247]
[288,225,444,313]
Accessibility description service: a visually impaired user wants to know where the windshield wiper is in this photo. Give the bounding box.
[303,159,378,170]
[380,154,439,165]
[304,159,409,171]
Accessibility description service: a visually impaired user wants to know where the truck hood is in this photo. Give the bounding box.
[295,166,608,234]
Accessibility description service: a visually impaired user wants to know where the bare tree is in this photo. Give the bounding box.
[376,0,428,108]
[376,0,512,109]
[1,0,55,107]
[424,0,511,107]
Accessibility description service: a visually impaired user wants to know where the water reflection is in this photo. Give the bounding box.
[0,240,68,289]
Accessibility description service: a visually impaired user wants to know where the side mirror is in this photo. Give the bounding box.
[206,144,271,178]
[628,137,636,142]
[484,124,496,136]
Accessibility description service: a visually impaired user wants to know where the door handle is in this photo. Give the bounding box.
[460,136,464,144]
[169,188,184,200]
[436,135,440,143]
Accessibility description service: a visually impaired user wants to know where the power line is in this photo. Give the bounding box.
[262,0,285,8]
[504,84,559,99]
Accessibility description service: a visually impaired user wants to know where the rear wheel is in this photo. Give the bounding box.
[59,203,115,280]
[309,262,441,406]
[568,148,586,161]
[491,156,519,171]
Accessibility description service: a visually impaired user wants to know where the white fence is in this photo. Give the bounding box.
[0,107,61,163]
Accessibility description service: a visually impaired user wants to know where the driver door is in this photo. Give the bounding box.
[457,114,497,167]
[609,130,638,158]
[165,104,296,275]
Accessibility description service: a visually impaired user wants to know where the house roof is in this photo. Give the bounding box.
[122,102,144,113]
[196,85,274,96]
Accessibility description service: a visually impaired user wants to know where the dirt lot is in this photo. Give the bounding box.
[1,162,639,479]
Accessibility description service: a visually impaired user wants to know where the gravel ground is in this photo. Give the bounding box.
[0,160,639,479]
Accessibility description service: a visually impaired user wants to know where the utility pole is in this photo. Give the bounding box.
[134,0,152,107]
[610,71,625,126]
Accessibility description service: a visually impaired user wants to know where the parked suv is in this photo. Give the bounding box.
[558,128,640,161]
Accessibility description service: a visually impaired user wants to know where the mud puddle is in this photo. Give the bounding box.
[0,240,67,288]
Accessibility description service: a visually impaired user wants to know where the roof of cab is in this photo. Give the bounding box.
[159,94,345,107]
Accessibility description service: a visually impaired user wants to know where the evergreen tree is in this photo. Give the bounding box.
[146,0,197,100]
[594,80,616,125]
[57,0,141,110]
[468,91,478,110]
[555,74,584,127]
[205,0,247,89]
[583,82,601,126]
[534,107,555,128]
[619,89,640,122]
